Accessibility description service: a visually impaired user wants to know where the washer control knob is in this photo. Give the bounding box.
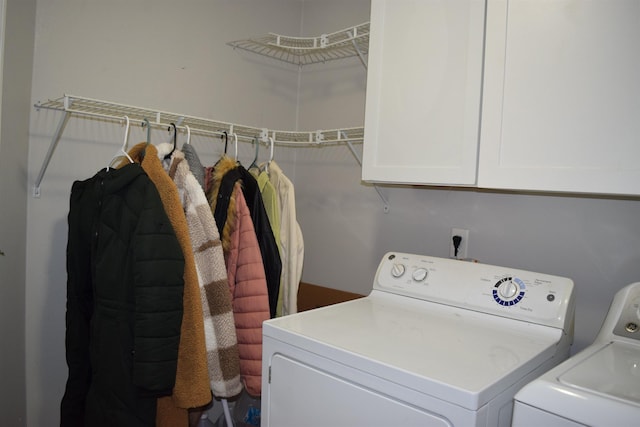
[498,280,519,299]
[391,263,406,278]
[493,277,525,306]
[412,268,428,282]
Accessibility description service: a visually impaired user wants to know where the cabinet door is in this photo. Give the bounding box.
[362,0,486,185]
[479,0,640,195]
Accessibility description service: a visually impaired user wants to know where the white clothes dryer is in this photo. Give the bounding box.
[512,281,640,427]
[261,252,575,427]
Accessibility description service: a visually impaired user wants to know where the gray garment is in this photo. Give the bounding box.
[181,143,205,190]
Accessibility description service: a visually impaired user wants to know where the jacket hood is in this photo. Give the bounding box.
[208,155,238,211]
[207,155,242,254]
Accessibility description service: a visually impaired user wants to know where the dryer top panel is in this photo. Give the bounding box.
[264,290,564,409]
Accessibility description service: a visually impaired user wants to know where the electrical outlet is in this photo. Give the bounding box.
[450,228,469,259]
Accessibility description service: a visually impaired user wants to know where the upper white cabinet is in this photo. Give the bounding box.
[479,0,640,195]
[362,0,486,185]
[363,0,640,196]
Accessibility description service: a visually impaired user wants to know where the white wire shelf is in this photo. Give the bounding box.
[226,22,369,66]
[34,94,365,145]
[31,94,367,199]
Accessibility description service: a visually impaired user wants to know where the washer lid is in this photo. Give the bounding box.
[559,341,640,404]
[514,341,640,427]
[264,290,565,410]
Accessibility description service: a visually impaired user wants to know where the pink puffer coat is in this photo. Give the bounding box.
[206,158,270,397]
[225,183,270,396]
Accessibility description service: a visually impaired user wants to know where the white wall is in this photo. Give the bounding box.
[0,0,36,425]
[24,0,640,425]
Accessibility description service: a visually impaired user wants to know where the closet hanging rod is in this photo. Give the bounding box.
[32,94,365,197]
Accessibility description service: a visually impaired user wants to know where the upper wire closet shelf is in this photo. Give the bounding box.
[226,22,369,66]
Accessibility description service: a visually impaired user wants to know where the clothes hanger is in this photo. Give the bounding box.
[265,136,274,175]
[184,125,191,145]
[221,131,229,156]
[107,115,133,170]
[231,132,238,161]
[249,136,260,169]
[141,118,151,159]
[164,123,177,159]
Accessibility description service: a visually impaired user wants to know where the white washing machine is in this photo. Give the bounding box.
[512,281,640,427]
[261,252,575,427]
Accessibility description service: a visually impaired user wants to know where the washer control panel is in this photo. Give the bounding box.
[374,252,575,330]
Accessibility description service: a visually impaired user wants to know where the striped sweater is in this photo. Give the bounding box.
[206,156,270,396]
[158,144,242,399]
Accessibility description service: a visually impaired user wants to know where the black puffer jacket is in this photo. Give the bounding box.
[213,162,282,318]
[61,163,184,427]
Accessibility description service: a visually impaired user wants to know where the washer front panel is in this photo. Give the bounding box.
[266,352,455,427]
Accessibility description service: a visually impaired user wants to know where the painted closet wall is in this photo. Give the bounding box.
[26,0,304,425]
[23,0,640,426]
[0,0,36,425]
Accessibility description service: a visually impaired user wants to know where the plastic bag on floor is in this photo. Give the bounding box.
[233,389,261,426]
[214,390,261,427]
